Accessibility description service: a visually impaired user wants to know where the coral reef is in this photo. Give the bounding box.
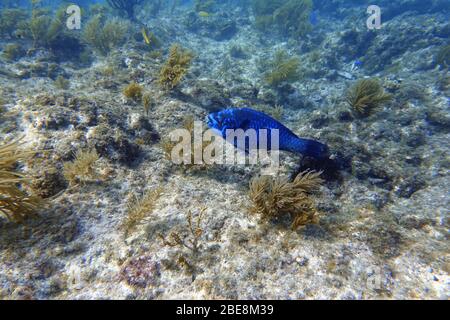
[249,171,323,229]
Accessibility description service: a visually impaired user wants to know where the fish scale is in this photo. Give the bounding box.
[207,108,329,159]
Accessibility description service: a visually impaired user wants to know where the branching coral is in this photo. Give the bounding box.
[63,149,100,186]
[159,44,193,89]
[158,207,211,275]
[83,15,130,56]
[0,138,44,223]
[345,78,393,117]
[264,50,301,87]
[106,0,144,20]
[249,170,323,229]
[122,186,163,234]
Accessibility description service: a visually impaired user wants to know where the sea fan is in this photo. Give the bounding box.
[249,170,323,229]
[346,78,392,117]
[0,138,43,222]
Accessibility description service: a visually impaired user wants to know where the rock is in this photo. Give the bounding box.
[120,255,161,288]
[32,169,68,198]
[187,80,231,111]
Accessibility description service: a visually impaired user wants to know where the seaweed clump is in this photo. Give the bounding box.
[2,43,26,61]
[252,0,313,37]
[264,50,301,87]
[122,186,163,234]
[159,44,193,89]
[194,0,216,12]
[63,149,100,186]
[0,139,44,223]
[83,15,130,56]
[123,82,143,102]
[249,171,323,229]
[0,8,29,39]
[106,0,144,21]
[345,78,392,117]
[29,8,62,48]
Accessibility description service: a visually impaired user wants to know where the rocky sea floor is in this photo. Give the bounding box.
[0,3,449,299]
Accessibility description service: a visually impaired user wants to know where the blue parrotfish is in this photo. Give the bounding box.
[206,108,330,159]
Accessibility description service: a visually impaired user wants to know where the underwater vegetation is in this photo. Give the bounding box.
[142,92,153,116]
[0,8,29,39]
[263,50,301,87]
[63,149,101,187]
[2,43,26,61]
[249,171,323,230]
[253,104,284,121]
[345,78,393,117]
[54,75,70,90]
[122,186,163,234]
[123,82,144,102]
[194,0,216,13]
[159,207,212,275]
[252,0,313,37]
[159,44,194,89]
[30,8,63,48]
[83,15,130,56]
[106,0,144,21]
[436,44,450,69]
[0,139,44,223]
